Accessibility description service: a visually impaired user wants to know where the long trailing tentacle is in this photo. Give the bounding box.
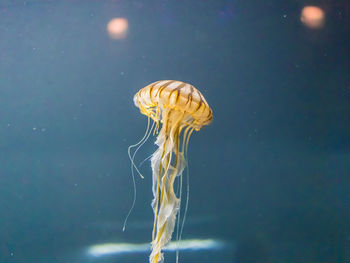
[128,117,155,179]
[123,117,156,231]
[175,125,193,263]
[174,126,184,263]
[178,127,194,243]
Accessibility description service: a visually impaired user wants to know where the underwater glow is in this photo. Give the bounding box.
[87,239,224,257]
[300,6,325,29]
[129,80,213,263]
[107,18,128,39]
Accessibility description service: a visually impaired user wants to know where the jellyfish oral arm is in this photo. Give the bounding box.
[150,109,188,263]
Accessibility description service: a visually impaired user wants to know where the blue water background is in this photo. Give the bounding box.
[0,1,349,262]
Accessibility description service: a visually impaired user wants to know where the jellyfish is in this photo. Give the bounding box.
[129,80,212,263]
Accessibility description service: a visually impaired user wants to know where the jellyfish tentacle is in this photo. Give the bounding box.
[175,126,188,263]
[128,117,155,179]
[178,127,194,247]
[123,117,155,232]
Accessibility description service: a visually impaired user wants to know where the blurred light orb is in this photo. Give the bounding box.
[300,6,325,29]
[107,18,128,39]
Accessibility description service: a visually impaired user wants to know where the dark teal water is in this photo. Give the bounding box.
[0,1,349,262]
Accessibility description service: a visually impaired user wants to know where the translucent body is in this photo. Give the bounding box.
[133,80,212,263]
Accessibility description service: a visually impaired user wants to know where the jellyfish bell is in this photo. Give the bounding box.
[134,80,212,129]
[130,80,212,263]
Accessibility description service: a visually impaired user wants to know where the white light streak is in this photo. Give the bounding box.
[87,239,224,258]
